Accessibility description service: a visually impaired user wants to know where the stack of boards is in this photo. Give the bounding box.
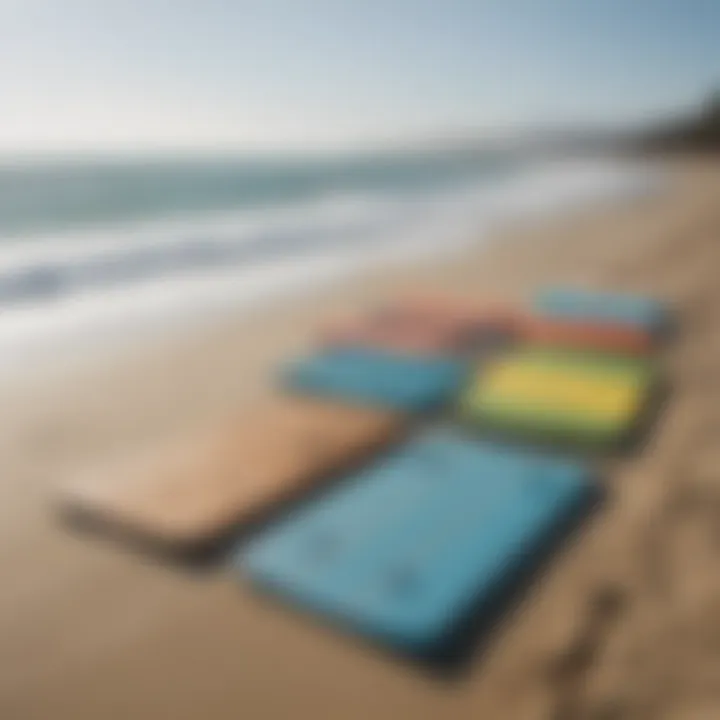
[58,287,670,658]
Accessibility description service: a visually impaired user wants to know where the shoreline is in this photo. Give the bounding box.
[2,156,720,719]
[0,156,663,382]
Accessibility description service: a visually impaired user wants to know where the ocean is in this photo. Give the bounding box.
[0,151,661,368]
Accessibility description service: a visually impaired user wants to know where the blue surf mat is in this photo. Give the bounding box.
[534,287,668,335]
[238,431,597,654]
[283,349,468,412]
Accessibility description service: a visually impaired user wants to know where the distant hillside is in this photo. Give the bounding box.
[636,91,720,152]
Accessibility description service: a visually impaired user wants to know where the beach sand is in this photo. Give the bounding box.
[1,157,720,719]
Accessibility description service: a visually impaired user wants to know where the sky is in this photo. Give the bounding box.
[0,0,718,154]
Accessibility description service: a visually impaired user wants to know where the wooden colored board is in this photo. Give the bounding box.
[534,287,668,336]
[284,349,468,412]
[239,431,596,654]
[460,349,657,448]
[58,397,406,553]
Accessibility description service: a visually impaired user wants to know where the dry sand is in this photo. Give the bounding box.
[1,158,720,719]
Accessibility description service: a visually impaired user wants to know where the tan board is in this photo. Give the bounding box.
[58,397,406,552]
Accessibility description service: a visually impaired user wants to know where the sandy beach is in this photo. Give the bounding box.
[1,157,720,719]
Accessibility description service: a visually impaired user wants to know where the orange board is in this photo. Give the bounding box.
[516,316,653,356]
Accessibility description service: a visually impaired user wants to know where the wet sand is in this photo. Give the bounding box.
[1,158,720,719]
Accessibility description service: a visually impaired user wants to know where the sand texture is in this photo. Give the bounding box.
[1,158,720,719]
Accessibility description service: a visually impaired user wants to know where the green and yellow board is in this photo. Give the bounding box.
[459,349,657,449]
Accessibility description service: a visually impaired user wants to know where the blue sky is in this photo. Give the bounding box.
[1,0,718,153]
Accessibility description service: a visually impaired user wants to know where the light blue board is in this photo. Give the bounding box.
[238,431,597,653]
[534,287,667,335]
[283,349,468,412]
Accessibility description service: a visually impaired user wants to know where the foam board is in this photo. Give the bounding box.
[534,287,668,336]
[285,349,468,412]
[460,349,656,448]
[322,294,518,355]
[518,316,653,356]
[240,431,596,654]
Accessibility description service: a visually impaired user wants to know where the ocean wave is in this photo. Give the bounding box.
[0,190,423,304]
[0,159,664,368]
[0,159,661,307]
